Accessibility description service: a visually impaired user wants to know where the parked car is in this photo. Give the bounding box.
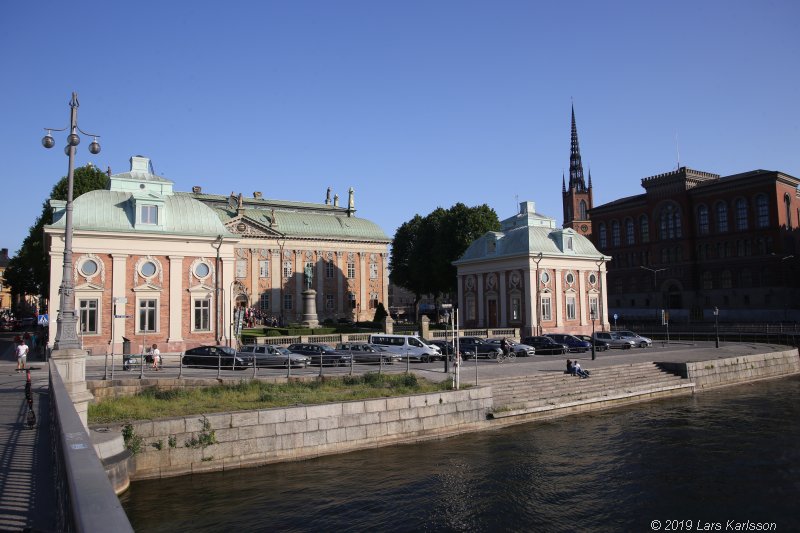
[615,330,653,348]
[237,344,311,368]
[520,336,569,355]
[287,343,352,366]
[543,334,592,353]
[368,334,440,362]
[182,345,249,369]
[593,332,636,349]
[485,338,536,356]
[574,334,610,352]
[458,337,504,359]
[335,342,402,364]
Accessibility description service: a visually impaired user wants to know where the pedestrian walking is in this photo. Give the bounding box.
[16,339,29,373]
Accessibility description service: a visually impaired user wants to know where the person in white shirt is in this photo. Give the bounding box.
[150,344,161,370]
[16,341,29,373]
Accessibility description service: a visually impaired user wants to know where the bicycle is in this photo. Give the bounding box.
[497,351,516,363]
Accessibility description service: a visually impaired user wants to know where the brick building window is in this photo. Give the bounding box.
[259,292,270,311]
[625,218,635,245]
[78,299,98,334]
[756,194,769,228]
[566,296,576,320]
[347,263,355,279]
[282,261,293,278]
[611,221,621,247]
[598,223,607,248]
[138,299,157,333]
[326,294,334,310]
[283,294,293,310]
[716,202,728,232]
[259,260,269,278]
[193,299,211,331]
[326,260,335,278]
[735,198,748,230]
[702,271,713,290]
[540,296,552,321]
[659,204,682,240]
[697,205,709,235]
[640,215,650,243]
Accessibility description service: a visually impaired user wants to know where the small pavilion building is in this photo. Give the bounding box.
[454,201,610,336]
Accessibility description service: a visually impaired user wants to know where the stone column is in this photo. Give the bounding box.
[167,255,184,343]
[336,251,345,316]
[555,269,564,327]
[111,253,128,353]
[578,269,587,326]
[499,270,507,326]
[359,252,367,322]
[457,276,464,329]
[271,250,281,315]
[524,264,536,337]
[477,275,485,327]
[420,315,430,339]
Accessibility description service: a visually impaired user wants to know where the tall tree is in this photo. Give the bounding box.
[4,164,109,309]
[389,203,500,309]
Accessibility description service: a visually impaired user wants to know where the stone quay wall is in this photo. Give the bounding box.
[126,387,493,480]
[658,349,800,390]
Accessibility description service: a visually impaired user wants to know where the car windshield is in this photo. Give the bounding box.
[274,347,292,355]
[320,345,337,354]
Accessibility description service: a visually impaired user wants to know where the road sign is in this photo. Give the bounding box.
[38,314,49,325]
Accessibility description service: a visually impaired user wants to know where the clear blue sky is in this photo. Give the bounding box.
[2,1,798,256]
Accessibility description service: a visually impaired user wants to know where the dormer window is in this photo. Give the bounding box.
[487,237,497,254]
[140,204,158,224]
[566,236,574,251]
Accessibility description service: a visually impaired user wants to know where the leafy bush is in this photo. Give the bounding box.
[122,423,143,455]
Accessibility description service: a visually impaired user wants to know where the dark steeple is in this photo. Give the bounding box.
[562,172,566,193]
[569,105,587,192]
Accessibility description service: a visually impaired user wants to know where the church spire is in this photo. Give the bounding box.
[570,105,586,192]
[562,172,566,192]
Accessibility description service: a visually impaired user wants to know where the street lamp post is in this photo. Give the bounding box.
[42,92,101,351]
[590,308,597,360]
[640,265,666,323]
[713,306,719,348]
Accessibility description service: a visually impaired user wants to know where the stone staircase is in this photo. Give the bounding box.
[485,362,695,423]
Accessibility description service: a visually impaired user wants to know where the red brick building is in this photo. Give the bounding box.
[587,167,800,322]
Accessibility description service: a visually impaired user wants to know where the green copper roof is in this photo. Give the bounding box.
[209,204,390,242]
[48,190,230,237]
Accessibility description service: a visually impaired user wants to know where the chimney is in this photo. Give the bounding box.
[333,194,339,207]
[253,191,262,199]
[192,186,202,194]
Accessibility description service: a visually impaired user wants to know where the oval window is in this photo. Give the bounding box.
[566,272,575,284]
[141,261,157,277]
[195,263,210,278]
[540,272,550,283]
[80,259,98,277]
[589,273,597,285]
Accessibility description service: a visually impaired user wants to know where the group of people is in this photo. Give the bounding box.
[566,358,590,379]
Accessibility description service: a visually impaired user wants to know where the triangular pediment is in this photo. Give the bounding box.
[188,283,215,293]
[132,282,162,292]
[75,282,104,291]
[225,215,282,237]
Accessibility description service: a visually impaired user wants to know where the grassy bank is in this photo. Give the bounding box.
[89,373,451,424]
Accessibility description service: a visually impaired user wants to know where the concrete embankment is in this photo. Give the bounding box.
[92,345,800,482]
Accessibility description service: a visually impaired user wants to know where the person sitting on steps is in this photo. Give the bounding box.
[566,359,574,375]
[574,360,590,379]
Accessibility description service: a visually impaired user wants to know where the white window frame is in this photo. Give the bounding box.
[259,260,269,278]
[326,260,335,278]
[235,259,247,279]
[347,262,356,279]
[259,292,270,311]
[192,298,211,332]
[540,296,552,321]
[283,261,293,279]
[369,262,378,279]
[140,204,158,225]
[566,295,576,320]
[137,298,158,333]
[78,299,99,335]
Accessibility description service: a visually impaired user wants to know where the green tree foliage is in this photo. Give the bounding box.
[389,203,500,305]
[4,164,109,306]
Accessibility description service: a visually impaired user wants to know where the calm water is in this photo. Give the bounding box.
[121,376,800,532]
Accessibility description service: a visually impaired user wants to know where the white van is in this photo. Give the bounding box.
[368,334,441,362]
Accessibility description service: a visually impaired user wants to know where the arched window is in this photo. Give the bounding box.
[697,205,709,235]
[740,269,752,288]
[640,215,650,243]
[735,198,748,230]
[659,204,682,240]
[611,220,621,247]
[756,194,769,228]
[716,202,728,233]
[625,218,635,245]
[579,200,587,220]
[598,223,607,248]
[720,270,732,289]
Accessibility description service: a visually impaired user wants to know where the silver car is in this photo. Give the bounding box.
[336,342,402,364]
[485,338,536,356]
[237,344,311,368]
[616,330,653,348]
[593,332,636,350]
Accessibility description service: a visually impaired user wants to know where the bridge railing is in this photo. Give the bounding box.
[50,361,133,532]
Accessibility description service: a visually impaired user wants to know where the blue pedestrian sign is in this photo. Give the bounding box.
[37,314,49,326]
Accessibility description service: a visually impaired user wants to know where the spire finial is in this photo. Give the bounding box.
[569,104,586,192]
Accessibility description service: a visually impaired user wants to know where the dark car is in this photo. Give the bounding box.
[237,344,311,367]
[458,337,503,359]
[182,345,249,370]
[520,336,569,355]
[574,334,610,352]
[287,343,352,366]
[544,334,592,353]
[336,342,402,364]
